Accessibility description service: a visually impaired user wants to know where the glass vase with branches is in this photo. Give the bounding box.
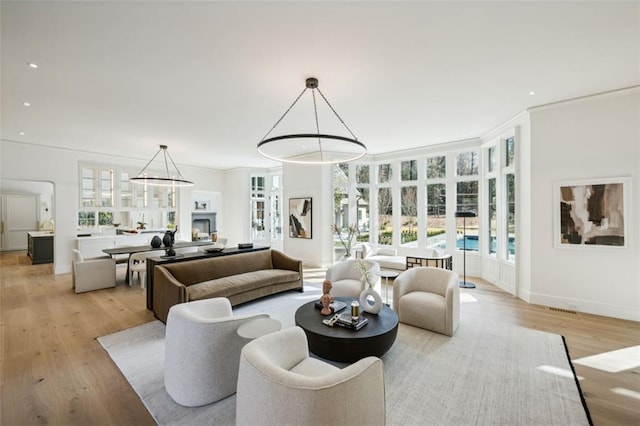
[331,223,359,259]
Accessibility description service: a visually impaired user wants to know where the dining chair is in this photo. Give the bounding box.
[128,250,164,289]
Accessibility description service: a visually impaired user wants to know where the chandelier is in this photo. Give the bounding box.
[130,145,194,187]
[257,77,367,164]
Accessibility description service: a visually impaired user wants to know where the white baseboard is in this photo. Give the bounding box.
[528,291,640,322]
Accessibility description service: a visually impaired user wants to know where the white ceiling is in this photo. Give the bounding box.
[2,1,638,171]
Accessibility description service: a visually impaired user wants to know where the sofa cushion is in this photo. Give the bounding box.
[376,248,398,256]
[188,269,300,301]
[367,254,407,271]
[163,250,275,286]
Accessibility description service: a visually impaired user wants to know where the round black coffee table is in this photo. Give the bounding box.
[294,297,398,363]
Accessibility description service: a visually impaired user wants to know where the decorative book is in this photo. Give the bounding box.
[314,300,347,314]
[336,313,368,331]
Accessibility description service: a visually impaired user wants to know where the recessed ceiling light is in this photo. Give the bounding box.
[529,91,536,96]
[23,102,31,107]
[28,63,38,69]
[19,131,25,135]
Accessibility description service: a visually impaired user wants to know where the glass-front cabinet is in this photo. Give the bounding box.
[78,163,177,232]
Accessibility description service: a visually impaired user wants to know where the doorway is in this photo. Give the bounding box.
[0,180,54,251]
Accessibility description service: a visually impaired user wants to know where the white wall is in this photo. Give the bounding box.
[0,140,225,274]
[222,169,251,247]
[283,162,334,267]
[526,88,639,321]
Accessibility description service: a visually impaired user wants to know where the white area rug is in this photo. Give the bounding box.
[98,284,591,425]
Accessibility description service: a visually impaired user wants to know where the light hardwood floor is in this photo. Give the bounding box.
[1,251,639,425]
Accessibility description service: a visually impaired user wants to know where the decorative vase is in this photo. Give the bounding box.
[150,235,162,248]
[359,286,382,314]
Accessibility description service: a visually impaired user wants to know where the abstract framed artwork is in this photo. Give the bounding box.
[289,197,312,239]
[554,177,631,249]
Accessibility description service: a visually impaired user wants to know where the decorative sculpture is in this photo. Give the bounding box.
[319,279,335,315]
[163,229,177,257]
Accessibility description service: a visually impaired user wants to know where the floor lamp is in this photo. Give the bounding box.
[455,211,476,289]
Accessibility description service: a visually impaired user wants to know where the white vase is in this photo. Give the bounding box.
[359,286,383,314]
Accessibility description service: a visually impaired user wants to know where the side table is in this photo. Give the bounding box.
[237,317,282,339]
[376,270,400,305]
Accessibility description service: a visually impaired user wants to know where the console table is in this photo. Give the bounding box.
[144,245,270,310]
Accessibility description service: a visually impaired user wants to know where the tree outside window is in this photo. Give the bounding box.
[356,187,370,241]
[401,160,417,181]
[356,165,369,184]
[400,186,417,245]
[456,151,478,176]
[426,156,446,179]
[378,163,392,183]
[378,187,393,245]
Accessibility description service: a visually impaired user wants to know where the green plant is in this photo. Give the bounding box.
[355,259,374,288]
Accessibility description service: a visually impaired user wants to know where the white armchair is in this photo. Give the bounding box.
[164,298,270,407]
[236,326,385,426]
[325,258,381,298]
[393,266,460,336]
[71,249,116,293]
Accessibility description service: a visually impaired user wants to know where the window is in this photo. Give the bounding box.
[506,173,515,260]
[78,211,95,227]
[426,156,446,179]
[506,137,515,167]
[378,163,392,183]
[251,176,265,198]
[400,186,417,245]
[250,176,266,240]
[338,163,349,179]
[378,187,393,245]
[488,178,497,255]
[488,146,496,172]
[356,165,369,184]
[98,211,113,226]
[456,181,479,251]
[356,187,370,241]
[401,160,417,181]
[426,183,446,249]
[456,151,478,176]
[270,175,282,241]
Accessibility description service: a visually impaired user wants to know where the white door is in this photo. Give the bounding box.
[5,195,39,250]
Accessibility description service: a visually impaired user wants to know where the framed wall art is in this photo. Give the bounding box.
[194,200,210,211]
[553,177,631,249]
[289,197,312,239]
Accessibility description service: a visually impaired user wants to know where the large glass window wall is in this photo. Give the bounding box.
[331,142,515,264]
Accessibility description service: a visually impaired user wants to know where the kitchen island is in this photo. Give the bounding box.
[27,231,54,264]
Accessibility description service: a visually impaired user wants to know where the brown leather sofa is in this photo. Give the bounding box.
[152,249,303,323]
